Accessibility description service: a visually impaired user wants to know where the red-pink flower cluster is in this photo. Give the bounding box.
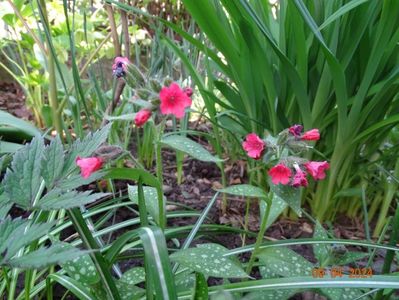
[268,161,329,187]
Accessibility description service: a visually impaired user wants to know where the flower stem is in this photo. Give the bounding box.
[156,119,167,230]
[245,195,272,275]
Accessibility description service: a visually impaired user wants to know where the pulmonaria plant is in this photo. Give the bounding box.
[242,125,329,188]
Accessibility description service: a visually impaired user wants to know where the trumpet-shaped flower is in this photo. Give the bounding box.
[268,163,292,185]
[242,133,265,160]
[302,129,320,141]
[76,156,103,179]
[304,161,330,180]
[159,83,192,119]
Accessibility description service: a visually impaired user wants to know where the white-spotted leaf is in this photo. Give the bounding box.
[269,182,302,216]
[161,135,223,163]
[128,185,163,224]
[218,184,267,199]
[257,247,313,277]
[170,247,248,278]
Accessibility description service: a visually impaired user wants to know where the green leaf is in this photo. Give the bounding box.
[120,267,146,285]
[313,222,331,266]
[265,194,288,229]
[170,247,248,278]
[47,274,96,300]
[193,272,208,300]
[319,287,365,300]
[36,190,109,210]
[138,226,177,299]
[1,219,53,262]
[7,243,88,269]
[245,289,299,300]
[42,135,65,188]
[0,110,41,137]
[161,135,223,163]
[62,123,112,176]
[3,137,44,209]
[115,280,146,300]
[0,141,23,153]
[332,252,368,266]
[56,171,107,190]
[175,270,196,293]
[128,185,162,225]
[269,183,302,216]
[60,243,100,285]
[257,247,313,277]
[105,168,161,189]
[218,184,267,199]
[0,192,12,219]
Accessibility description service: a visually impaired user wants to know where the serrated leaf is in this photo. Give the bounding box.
[313,222,331,266]
[3,137,44,209]
[2,220,54,261]
[170,247,248,278]
[128,185,163,224]
[7,243,87,269]
[218,184,267,198]
[56,171,107,190]
[60,242,100,284]
[42,135,65,188]
[36,190,109,210]
[62,123,112,176]
[161,135,223,163]
[0,217,25,255]
[0,192,12,219]
[269,182,302,216]
[257,247,313,277]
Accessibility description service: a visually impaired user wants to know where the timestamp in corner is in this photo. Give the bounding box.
[312,267,374,279]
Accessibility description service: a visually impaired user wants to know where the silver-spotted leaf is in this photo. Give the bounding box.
[218,184,267,199]
[170,247,247,278]
[161,135,223,163]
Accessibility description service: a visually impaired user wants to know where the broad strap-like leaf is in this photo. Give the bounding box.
[138,226,177,300]
[218,184,267,199]
[193,272,208,300]
[128,185,163,224]
[41,135,65,188]
[36,190,109,210]
[161,135,223,163]
[170,246,248,278]
[313,222,331,266]
[47,274,96,300]
[257,247,313,277]
[60,242,100,285]
[269,181,302,216]
[3,137,44,209]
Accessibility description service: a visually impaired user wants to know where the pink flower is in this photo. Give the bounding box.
[292,165,308,187]
[159,83,192,119]
[76,156,103,179]
[112,57,130,78]
[304,161,330,180]
[268,163,292,185]
[302,129,320,141]
[134,109,152,127]
[183,87,193,97]
[289,124,303,137]
[242,133,265,160]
